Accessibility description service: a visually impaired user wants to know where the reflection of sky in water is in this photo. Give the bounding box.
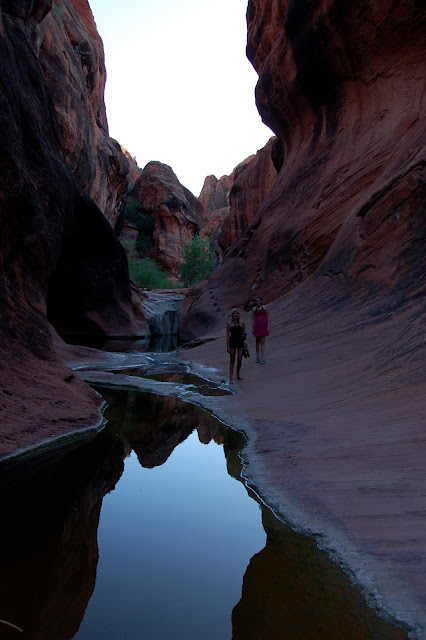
[74,431,266,640]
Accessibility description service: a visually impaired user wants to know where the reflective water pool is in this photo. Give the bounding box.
[0,388,409,640]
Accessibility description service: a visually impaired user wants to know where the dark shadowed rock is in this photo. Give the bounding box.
[39,0,129,226]
[0,0,139,456]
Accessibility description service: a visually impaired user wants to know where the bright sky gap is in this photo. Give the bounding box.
[89,0,273,196]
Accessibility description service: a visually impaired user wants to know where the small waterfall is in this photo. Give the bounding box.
[141,292,185,336]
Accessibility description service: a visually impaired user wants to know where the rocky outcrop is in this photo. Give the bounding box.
[38,0,129,226]
[0,0,140,456]
[121,146,142,187]
[198,156,257,252]
[218,138,278,251]
[181,0,425,333]
[199,174,232,213]
[127,161,205,275]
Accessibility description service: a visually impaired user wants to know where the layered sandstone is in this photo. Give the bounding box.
[182,0,425,329]
[198,155,257,251]
[127,161,205,275]
[0,0,139,456]
[38,0,129,226]
[121,146,142,187]
[199,174,231,213]
[217,137,278,252]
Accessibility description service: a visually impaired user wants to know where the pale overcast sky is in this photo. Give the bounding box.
[88,0,272,196]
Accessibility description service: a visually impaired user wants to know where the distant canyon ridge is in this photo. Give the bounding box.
[0,0,424,455]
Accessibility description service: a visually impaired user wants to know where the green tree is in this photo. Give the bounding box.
[123,197,154,253]
[178,236,215,287]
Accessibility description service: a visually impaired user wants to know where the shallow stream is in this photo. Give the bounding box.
[0,384,409,639]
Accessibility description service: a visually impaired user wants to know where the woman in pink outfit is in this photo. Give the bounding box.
[252,296,269,364]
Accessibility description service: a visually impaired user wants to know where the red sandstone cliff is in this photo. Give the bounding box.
[121,146,142,187]
[126,161,206,275]
[0,0,140,457]
[217,138,278,252]
[181,0,425,347]
[38,0,130,226]
[198,155,259,250]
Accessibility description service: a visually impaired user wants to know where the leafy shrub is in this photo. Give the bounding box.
[123,197,154,253]
[178,236,215,287]
[121,240,176,290]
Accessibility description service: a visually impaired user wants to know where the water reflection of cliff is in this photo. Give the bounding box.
[232,507,408,640]
[0,389,227,640]
[0,436,127,640]
[96,387,226,469]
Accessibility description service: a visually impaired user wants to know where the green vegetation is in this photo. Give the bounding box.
[177,236,215,287]
[121,240,176,290]
[123,197,154,253]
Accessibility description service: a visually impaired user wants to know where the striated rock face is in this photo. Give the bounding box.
[199,174,232,213]
[198,156,257,251]
[39,0,129,226]
[121,146,142,187]
[218,138,278,252]
[181,0,425,335]
[0,0,139,456]
[127,161,205,275]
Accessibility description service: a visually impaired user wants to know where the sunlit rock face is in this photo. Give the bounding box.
[0,0,138,456]
[181,0,425,333]
[128,161,205,275]
[39,0,129,226]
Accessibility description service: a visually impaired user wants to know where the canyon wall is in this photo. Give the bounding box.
[0,0,139,456]
[126,161,206,275]
[39,0,129,226]
[217,138,278,252]
[181,0,425,345]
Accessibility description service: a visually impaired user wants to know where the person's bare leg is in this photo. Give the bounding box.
[229,349,236,383]
[260,336,266,362]
[237,349,243,379]
[256,337,260,362]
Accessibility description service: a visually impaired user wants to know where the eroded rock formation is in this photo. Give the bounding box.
[181,0,425,339]
[121,146,142,188]
[39,0,129,226]
[198,155,257,253]
[0,0,139,456]
[126,161,205,275]
[217,138,278,252]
